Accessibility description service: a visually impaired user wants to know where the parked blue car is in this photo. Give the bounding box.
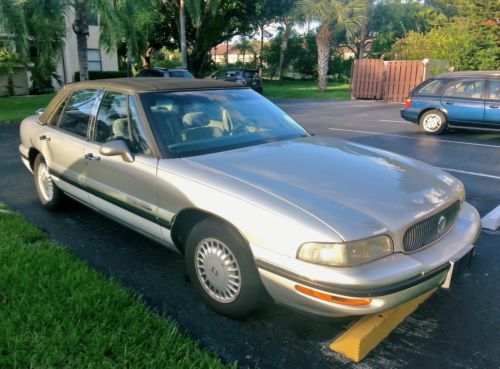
[401,71,500,135]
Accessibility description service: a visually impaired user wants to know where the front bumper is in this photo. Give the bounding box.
[254,202,480,317]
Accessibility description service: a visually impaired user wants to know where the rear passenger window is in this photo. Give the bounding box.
[58,89,99,137]
[443,80,484,99]
[416,79,446,95]
[489,80,500,100]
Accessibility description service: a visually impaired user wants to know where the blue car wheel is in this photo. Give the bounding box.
[420,110,447,135]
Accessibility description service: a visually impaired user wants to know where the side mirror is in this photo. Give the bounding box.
[36,108,45,116]
[99,140,134,163]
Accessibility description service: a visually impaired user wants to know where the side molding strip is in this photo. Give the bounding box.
[49,169,171,229]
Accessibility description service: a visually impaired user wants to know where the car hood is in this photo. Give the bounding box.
[184,136,463,242]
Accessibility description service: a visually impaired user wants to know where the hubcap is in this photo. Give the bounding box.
[423,113,442,132]
[37,162,54,202]
[194,238,241,303]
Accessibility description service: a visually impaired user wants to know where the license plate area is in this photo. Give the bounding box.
[441,247,475,289]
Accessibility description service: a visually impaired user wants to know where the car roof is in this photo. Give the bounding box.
[66,77,242,93]
[435,71,500,79]
[218,68,258,72]
[152,67,190,72]
[39,77,246,124]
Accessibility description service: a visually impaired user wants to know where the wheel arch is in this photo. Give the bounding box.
[28,147,41,171]
[170,208,253,257]
[418,107,448,125]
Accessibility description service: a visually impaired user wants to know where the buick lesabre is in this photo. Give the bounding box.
[19,78,481,318]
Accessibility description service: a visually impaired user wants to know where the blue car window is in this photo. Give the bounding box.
[416,79,447,95]
[489,80,500,100]
[443,80,484,99]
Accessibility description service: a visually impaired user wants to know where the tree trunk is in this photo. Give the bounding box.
[225,39,229,65]
[259,22,265,76]
[127,42,132,77]
[73,0,89,81]
[316,23,332,92]
[179,0,187,68]
[141,46,154,69]
[277,19,291,84]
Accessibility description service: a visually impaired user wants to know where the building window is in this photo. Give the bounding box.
[87,12,98,26]
[87,49,102,71]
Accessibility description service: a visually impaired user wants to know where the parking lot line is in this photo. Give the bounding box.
[328,128,500,149]
[330,289,436,362]
[440,168,500,181]
[379,119,410,124]
[481,205,500,231]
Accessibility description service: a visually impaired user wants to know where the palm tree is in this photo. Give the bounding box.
[115,0,156,76]
[24,0,68,93]
[72,0,117,81]
[299,0,368,92]
[233,37,254,66]
[179,0,187,68]
[0,0,28,55]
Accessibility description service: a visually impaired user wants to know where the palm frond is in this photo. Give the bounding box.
[0,0,28,56]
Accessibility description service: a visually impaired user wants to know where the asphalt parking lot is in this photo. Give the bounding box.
[1,99,499,369]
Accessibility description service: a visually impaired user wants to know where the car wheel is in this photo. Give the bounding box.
[185,217,263,318]
[420,110,447,135]
[34,153,64,210]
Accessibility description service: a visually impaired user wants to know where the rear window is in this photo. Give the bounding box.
[168,70,194,78]
[242,71,258,79]
[415,79,447,95]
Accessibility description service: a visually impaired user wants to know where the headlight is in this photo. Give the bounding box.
[297,235,393,267]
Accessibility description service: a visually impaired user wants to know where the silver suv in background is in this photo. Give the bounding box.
[210,68,263,93]
[136,67,194,79]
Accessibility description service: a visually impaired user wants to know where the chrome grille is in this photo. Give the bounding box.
[403,201,461,252]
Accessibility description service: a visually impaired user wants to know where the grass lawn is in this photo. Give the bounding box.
[0,204,232,369]
[0,93,54,123]
[262,80,351,100]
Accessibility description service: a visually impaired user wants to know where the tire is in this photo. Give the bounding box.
[419,110,447,135]
[185,217,264,318]
[33,153,64,210]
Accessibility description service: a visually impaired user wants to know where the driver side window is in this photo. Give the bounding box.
[95,91,152,156]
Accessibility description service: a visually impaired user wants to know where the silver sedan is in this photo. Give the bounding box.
[19,78,481,318]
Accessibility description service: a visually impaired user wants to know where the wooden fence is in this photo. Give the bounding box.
[351,60,425,102]
[351,59,385,99]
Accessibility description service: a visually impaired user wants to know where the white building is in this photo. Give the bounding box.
[54,8,119,86]
[0,8,118,96]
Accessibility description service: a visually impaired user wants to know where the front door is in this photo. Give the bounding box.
[441,79,485,125]
[484,79,500,126]
[83,92,164,242]
[40,89,100,204]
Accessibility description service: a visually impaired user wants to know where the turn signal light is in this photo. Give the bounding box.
[405,98,412,109]
[295,285,372,306]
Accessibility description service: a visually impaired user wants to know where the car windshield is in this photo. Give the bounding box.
[140,89,309,157]
[168,70,194,78]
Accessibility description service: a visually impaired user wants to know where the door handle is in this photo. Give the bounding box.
[84,153,101,161]
[38,135,51,142]
[445,101,454,105]
[489,105,499,109]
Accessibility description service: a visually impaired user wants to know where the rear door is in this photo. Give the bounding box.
[441,79,486,125]
[484,79,500,126]
[84,91,164,242]
[40,89,100,204]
